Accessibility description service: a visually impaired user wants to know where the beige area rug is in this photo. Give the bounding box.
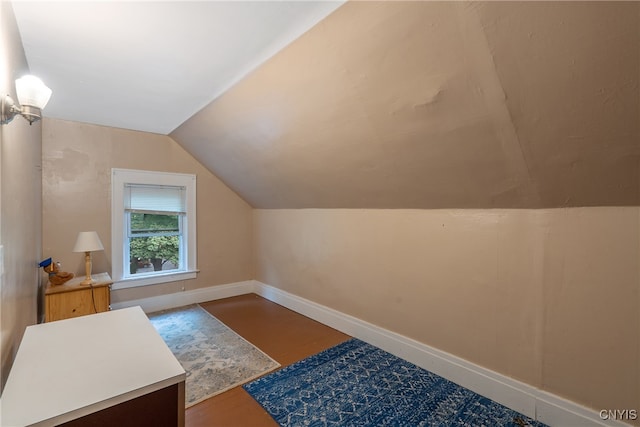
[148,304,280,408]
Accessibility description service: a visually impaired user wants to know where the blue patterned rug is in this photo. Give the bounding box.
[244,338,547,426]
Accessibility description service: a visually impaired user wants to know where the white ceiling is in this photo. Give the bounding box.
[12,1,344,135]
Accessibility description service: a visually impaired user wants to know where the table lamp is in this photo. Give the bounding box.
[73,231,104,285]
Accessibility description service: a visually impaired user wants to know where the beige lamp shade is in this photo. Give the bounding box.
[73,232,104,286]
[73,231,104,253]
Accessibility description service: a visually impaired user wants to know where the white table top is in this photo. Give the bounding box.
[1,306,185,427]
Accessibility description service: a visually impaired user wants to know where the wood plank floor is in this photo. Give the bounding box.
[186,294,351,427]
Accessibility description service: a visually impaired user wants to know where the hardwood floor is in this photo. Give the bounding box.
[186,294,351,427]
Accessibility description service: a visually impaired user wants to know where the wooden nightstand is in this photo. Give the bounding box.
[45,272,112,322]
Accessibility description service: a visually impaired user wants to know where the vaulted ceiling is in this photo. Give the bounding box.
[15,1,640,209]
[171,1,639,208]
[12,1,344,134]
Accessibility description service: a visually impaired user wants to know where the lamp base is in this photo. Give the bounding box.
[79,276,95,286]
[80,251,95,286]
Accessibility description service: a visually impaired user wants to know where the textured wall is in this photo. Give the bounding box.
[254,208,639,418]
[41,118,253,303]
[0,1,42,391]
[173,1,639,209]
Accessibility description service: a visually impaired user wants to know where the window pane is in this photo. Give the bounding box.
[130,213,179,235]
[129,235,180,275]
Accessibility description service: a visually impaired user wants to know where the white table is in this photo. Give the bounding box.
[1,306,185,427]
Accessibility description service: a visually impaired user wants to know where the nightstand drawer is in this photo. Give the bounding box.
[45,272,112,322]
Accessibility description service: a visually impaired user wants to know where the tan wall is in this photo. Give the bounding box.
[0,1,42,391]
[173,1,639,210]
[42,118,253,303]
[254,208,639,417]
[541,209,639,412]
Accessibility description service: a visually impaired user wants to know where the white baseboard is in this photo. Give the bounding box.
[111,280,632,426]
[252,280,631,427]
[110,280,254,313]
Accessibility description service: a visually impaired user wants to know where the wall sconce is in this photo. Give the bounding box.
[1,75,52,125]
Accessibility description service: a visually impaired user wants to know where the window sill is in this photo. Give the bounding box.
[111,270,199,290]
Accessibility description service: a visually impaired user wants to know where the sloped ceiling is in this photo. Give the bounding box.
[171,1,639,209]
[12,1,344,134]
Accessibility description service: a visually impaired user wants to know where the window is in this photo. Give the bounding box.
[112,169,197,289]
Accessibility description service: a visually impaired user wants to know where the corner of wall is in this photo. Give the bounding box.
[0,0,43,392]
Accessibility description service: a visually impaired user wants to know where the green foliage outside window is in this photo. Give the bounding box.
[129,213,180,274]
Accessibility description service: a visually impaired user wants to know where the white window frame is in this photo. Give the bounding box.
[111,168,197,289]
